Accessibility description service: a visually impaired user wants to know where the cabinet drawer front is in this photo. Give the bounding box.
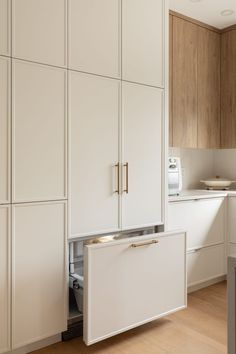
[168,198,225,250]
[84,231,186,345]
[187,244,225,287]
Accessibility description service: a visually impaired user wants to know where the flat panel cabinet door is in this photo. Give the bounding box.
[12,0,67,67]
[228,197,236,243]
[122,0,164,87]
[0,57,10,204]
[69,72,120,237]
[12,60,67,203]
[0,0,11,55]
[12,202,67,349]
[168,198,225,250]
[68,0,121,78]
[122,82,163,229]
[0,206,10,354]
[84,231,186,345]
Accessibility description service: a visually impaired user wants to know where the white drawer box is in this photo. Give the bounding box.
[168,198,225,250]
[83,231,186,345]
[187,244,225,287]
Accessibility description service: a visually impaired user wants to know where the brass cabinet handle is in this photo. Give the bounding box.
[123,162,129,194]
[114,163,120,194]
[130,240,159,248]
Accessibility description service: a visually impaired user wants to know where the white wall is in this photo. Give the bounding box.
[214,150,236,181]
[169,148,236,190]
[169,148,215,189]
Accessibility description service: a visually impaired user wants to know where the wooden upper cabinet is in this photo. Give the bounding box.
[12,0,67,67]
[221,29,236,148]
[0,0,11,56]
[172,17,198,148]
[122,0,164,87]
[170,14,221,149]
[68,0,121,78]
[198,27,220,148]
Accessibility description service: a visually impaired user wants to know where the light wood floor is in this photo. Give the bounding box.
[33,281,227,354]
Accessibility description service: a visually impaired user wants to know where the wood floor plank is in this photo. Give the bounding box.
[32,281,227,354]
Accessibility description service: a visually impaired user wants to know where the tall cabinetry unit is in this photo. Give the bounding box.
[0,0,67,352]
[69,0,167,238]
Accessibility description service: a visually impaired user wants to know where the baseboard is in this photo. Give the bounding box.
[188,275,226,293]
[5,334,61,354]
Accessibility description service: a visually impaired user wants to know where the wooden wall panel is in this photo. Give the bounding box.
[197,27,221,148]
[172,17,198,148]
[221,30,236,148]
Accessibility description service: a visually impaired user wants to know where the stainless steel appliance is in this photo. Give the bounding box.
[168,157,182,196]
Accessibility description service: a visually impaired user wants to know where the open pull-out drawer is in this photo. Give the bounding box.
[83,230,187,345]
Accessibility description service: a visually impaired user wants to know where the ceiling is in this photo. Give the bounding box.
[169,0,236,29]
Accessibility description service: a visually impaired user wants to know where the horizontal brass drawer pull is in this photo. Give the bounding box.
[130,240,159,248]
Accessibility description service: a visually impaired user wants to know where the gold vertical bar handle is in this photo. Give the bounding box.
[114,163,120,194]
[123,162,129,193]
[130,240,159,248]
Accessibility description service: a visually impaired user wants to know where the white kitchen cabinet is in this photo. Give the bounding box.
[122,0,164,87]
[0,0,11,56]
[228,244,236,256]
[0,206,11,354]
[12,202,67,349]
[12,0,67,67]
[83,231,186,345]
[12,60,67,203]
[187,244,225,287]
[0,57,11,204]
[168,198,225,250]
[228,197,236,243]
[69,72,120,237]
[68,0,120,78]
[122,82,163,229]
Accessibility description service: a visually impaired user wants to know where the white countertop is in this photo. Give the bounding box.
[169,189,230,202]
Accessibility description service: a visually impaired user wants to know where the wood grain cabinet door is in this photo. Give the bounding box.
[68,0,121,78]
[0,0,11,56]
[197,27,220,149]
[221,29,236,148]
[122,0,164,87]
[12,202,67,349]
[122,82,163,229]
[12,60,67,203]
[172,17,198,148]
[0,57,11,204]
[12,0,67,67]
[69,72,120,238]
[0,206,11,354]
